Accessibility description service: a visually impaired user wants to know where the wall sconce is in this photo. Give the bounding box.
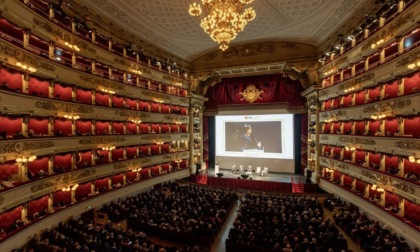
[325,167,334,173]
[99,88,115,94]
[152,98,164,103]
[64,114,80,120]
[344,146,356,151]
[173,82,183,87]
[64,42,80,51]
[16,62,36,73]
[16,155,37,163]
[101,146,116,151]
[155,141,164,145]
[344,87,357,93]
[371,39,384,49]
[407,60,420,70]
[61,186,71,192]
[131,167,142,172]
[370,114,387,120]
[376,187,385,193]
[323,69,335,76]
[408,156,420,163]
[130,119,142,124]
[129,68,143,75]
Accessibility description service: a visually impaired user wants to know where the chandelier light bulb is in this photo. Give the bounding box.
[189,0,256,51]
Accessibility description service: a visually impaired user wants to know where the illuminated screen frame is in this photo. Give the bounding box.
[215,114,294,159]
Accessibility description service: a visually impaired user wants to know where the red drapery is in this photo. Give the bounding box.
[207,177,291,192]
[205,74,305,111]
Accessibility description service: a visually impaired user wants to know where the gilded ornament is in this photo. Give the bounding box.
[395,141,420,150]
[362,99,411,113]
[79,137,127,145]
[115,110,150,118]
[339,136,376,145]
[0,140,55,154]
[239,85,264,103]
[35,101,94,113]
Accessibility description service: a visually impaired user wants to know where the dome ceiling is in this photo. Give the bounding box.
[79,0,367,61]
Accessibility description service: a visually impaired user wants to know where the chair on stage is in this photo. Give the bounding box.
[231,164,237,173]
[239,165,244,174]
[255,166,261,175]
[261,167,268,176]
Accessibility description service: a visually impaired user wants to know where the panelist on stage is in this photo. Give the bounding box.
[239,124,263,151]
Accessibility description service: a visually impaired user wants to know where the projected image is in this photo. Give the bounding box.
[225,121,282,153]
[216,114,294,159]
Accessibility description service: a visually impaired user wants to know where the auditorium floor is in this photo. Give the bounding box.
[207,168,307,183]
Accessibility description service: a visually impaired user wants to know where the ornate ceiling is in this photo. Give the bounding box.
[75,0,368,62]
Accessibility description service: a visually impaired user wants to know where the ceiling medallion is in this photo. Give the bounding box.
[239,85,264,103]
[188,0,256,51]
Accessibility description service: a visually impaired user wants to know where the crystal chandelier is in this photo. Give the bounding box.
[189,0,256,51]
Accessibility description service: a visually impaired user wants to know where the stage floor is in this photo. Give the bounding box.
[207,168,307,184]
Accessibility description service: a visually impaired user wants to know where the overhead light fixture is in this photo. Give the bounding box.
[189,0,256,51]
[16,62,36,73]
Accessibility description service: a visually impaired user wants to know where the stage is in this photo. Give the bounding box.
[195,168,319,193]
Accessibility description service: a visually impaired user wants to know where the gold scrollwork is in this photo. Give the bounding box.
[338,136,376,145]
[320,136,329,140]
[0,196,4,206]
[33,18,64,38]
[115,110,150,118]
[239,85,264,103]
[0,140,55,154]
[35,101,94,113]
[79,75,125,90]
[362,99,411,113]
[395,141,420,150]
[79,137,126,145]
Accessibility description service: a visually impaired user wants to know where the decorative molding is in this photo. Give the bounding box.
[319,89,329,96]
[361,170,415,194]
[73,39,97,54]
[396,50,420,68]
[35,101,94,113]
[0,41,56,72]
[113,158,152,170]
[0,196,4,206]
[320,110,347,119]
[180,134,189,139]
[114,110,150,118]
[30,168,96,193]
[33,18,64,38]
[79,75,125,91]
[0,140,55,154]
[338,136,376,145]
[362,99,411,113]
[141,135,172,140]
[395,141,420,151]
[239,85,264,103]
[320,136,329,140]
[163,115,187,122]
[79,137,127,145]
[141,90,171,101]
[338,73,375,91]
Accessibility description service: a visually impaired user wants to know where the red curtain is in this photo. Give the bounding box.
[76,120,92,135]
[53,190,71,206]
[28,77,49,97]
[112,95,124,108]
[207,177,292,192]
[75,182,92,201]
[404,200,420,225]
[95,92,109,106]
[0,68,23,91]
[205,74,305,111]
[112,174,123,185]
[28,156,48,175]
[161,104,170,113]
[76,88,92,104]
[27,196,49,219]
[404,117,420,137]
[384,118,398,136]
[384,80,399,99]
[54,118,72,136]
[53,83,72,101]
[139,145,149,156]
[342,94,353,107]
[53,153,72,172]
[0,206,22,231]
[385,192,399,208]
[111,148,124,161]
[112,122,124,134]
[95,178,109,190]
[384,155,398,171]
[126,146,138,158]
[0,161,18,180]
[139,123,149,133]
[0,116,23,136]
[126,98,137,110]
[139,101,149,111]
[28,117,49,136]
[95,121,110,135]
[404,73,420,94]
[126,122,137,134]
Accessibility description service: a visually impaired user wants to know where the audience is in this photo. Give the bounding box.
[227,193,347,252]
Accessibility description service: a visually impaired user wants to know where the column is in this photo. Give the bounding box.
[72,52,77,68]
[22,116,28,136]
[49,5,54,19]
[71,86,76,102]
[23,29,30,49]
[108,66,112,80]
[48,117,53,136]
[71,119,76,136]
[48,155,53,175]
[379,154,386,172]
[364,28,369,39]
[49,42,55,60]
[22,74,29,94]
[398,0,405,12]
[379,48,385,64]
[351,63,356,77]
[91,29,96,44]
[92,90,96,105]
[71,20,77,34]
[108,38,112,51]
[123,71,128,83]
[20,163,29,182]
[49,80,54,99]
[71,152,76,170]
[91,60,96,74]
[92,120,96,135]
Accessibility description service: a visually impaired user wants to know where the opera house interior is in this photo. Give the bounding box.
[0,0,419,251]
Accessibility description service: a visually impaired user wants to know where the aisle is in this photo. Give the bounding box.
[210,194,243,252]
